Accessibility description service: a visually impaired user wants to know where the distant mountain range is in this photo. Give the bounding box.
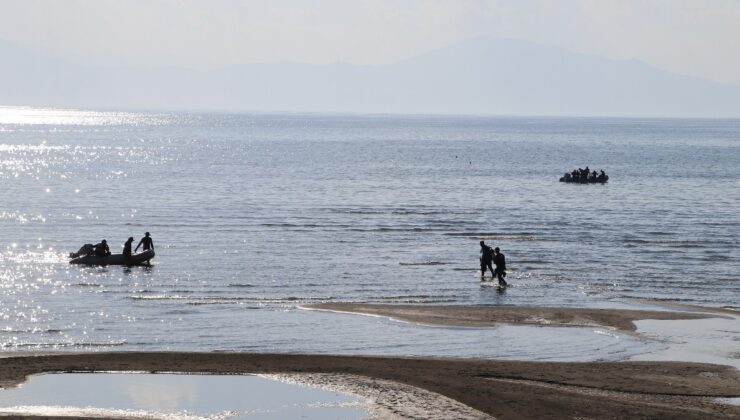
[3,37,740,117]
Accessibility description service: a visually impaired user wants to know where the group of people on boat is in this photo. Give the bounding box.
[72,232,154,265]
[560,166,609,183]
[479,241,507,287]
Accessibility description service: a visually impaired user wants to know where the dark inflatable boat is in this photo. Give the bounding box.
[69,249,155,266]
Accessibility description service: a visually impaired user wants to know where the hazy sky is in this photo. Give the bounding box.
[2,0,740,85]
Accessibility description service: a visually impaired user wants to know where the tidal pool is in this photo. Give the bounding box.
[0,372,369,419]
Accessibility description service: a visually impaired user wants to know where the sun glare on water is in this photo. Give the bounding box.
[0,106,172,126]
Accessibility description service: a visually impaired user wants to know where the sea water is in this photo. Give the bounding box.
[0,372,368,419]
[0,106,738,354]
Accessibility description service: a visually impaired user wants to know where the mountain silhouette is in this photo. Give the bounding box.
[2,36,740,117]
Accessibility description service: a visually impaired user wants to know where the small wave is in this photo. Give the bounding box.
[347,227,441,233]
[702,253,732,261]
[228,283,256,288]
[324,208,386,215]
[446,232,506,236]
[372,295,460,303]
[163,309,201,315]
[129,295,335,305]
[618,295,699,302]
[74,282,102,287]
[259,223,328,228]
[377,294,436,299]
[390,209,451,215]
[324,207,471,216]
[515,259,548,264]
[0,328,65,334]
[622,237,726,247]
[398,261,448,266]
[424,219,474,226]
[444,232,537,240]
[0,340,126,349]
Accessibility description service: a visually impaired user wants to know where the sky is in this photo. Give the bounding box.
[1,0,740,86]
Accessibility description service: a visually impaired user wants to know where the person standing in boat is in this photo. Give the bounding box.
[94,239,110,257]
[479,241,495,280]
[135,232,154,253]
[123,237,134,266]
[493,247,507,287]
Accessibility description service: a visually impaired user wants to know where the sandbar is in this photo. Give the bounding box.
[302,302,722,331]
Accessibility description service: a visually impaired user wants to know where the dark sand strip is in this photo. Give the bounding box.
[303,302,722,331]
[0,352,738,419]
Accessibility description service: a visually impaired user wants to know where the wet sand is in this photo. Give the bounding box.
[302,302,722,331]
[0,352,739,419]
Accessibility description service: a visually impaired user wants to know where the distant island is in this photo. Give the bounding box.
[3,36,740,117]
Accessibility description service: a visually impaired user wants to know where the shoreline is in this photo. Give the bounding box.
[301,302,726,332]
[0,352,739,419]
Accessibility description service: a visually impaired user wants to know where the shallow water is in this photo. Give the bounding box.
[632,315,740,369]
[0,106,738,353]
[0,372,367,419]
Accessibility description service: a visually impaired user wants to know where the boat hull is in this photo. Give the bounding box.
[69,250,155,266]
[559,175,609,184]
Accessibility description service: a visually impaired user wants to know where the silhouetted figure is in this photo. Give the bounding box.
[94,240,110,257]
[480,241,495,280]
[561,167,609,184]
[135,232,154,252]
[493,247,507,287]
[123,237,134,266]
[69,244,94,258]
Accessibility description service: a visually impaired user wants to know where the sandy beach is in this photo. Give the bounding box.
[1,303,739,418]
[0,351,739,419]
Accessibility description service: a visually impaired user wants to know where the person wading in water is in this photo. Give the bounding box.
[493,247,507,287]
[479,241,495,280]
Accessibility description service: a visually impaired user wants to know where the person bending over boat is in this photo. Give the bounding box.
[480,241,495,280]
[135,232,154,252]
[493,247,507,287]
[123,237,134,266]
[94,240,110,257]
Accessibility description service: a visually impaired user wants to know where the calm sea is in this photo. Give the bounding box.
[1,107,738,356]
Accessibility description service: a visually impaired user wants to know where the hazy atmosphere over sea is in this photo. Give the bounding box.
[3,3,740,418]
[4,1,740,117]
